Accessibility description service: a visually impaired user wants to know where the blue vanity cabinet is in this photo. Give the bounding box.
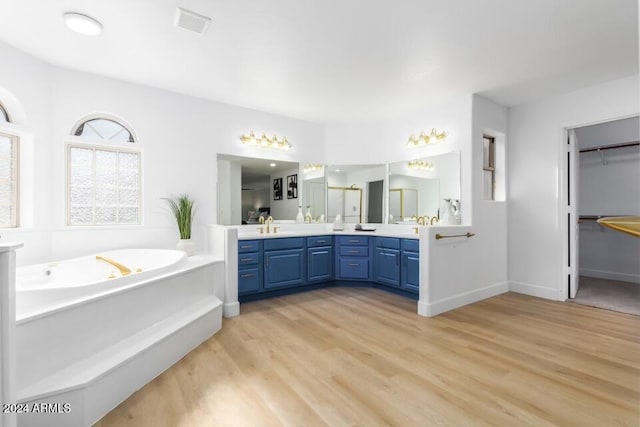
[263,238,306,290]
[373,237,401,287]
[401,238,420,293]
[307,236,333,283]
[237,240,263,295]
[336,235,370,280]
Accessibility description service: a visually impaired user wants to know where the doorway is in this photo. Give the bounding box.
[367,180,384,223]
[565,116,640,315]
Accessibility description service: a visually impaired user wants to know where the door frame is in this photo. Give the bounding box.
[559,113,639,300]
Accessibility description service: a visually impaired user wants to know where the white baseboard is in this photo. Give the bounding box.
[509,281,558,300]
[223,302,240,318]
[580,269,640,285]
[418,282,508,317]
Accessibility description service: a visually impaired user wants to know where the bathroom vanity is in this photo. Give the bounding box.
[236,231,420,302]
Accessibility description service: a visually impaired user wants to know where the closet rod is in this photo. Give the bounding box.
[578,215,633,222]
[579,141,639,153]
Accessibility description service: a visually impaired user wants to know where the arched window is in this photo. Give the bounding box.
[73,117,135,143]
[67,116,141,226]
[0,103,10,123]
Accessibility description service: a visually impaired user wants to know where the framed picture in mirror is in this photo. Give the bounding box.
[273,177,283,200]
[287,174,298,199]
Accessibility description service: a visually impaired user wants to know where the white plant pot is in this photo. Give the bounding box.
[176,238,195,256]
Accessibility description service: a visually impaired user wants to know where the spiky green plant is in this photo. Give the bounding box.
[165,195,194,239]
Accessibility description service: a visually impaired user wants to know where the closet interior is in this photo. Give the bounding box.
[573,116,640,315]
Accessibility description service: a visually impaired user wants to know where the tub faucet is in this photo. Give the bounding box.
[96,255,132,276]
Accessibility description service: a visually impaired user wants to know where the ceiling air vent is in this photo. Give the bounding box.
[174,7,211,35]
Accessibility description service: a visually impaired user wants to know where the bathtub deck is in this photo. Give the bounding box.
[18,297,221,402]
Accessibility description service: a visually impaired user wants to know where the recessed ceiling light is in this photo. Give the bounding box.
[269,163,276,167]
[335,169,341,172]
[63,12,103,36]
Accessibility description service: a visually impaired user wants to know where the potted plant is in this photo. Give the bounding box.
[165,194,195,256]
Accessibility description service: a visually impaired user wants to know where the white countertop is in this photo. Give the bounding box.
[237,228,421,240]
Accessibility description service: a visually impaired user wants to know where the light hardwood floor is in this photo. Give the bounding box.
[95,289,640,427]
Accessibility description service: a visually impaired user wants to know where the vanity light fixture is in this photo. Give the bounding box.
[408,160,434,170]
[407,128,447,148]
[63,12,103,36]
[240,131,291,151]
[303,164,323,173]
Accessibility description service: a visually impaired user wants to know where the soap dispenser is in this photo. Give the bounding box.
[333,214,344,231]
[452,199,461,225]
[296,206,304,223]
[442,199,456,225]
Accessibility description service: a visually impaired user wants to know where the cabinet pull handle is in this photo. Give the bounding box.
[348,250,359,254]
[240,258,252,262]
[348,239,359,243]
[348,263,359,267]
[240,273,254,278]
[317,240,326,243]
[266,256,269,267]
[240,245,252,249]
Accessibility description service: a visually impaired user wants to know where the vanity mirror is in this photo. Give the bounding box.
[301,164,326,222]
[387,151,461,224]
[217,154,301,225]
[327,164,386,224]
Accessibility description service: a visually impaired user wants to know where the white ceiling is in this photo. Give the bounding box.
[0,0,637,123]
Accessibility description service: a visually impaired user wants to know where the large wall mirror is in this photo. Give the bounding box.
[388,151,461,223]
[217,154,309,225]
[301,164,326,222]
[327,164,386,224]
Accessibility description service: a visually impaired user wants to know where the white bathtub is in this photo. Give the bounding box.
[16,249,187,317]
[14,249,224,427]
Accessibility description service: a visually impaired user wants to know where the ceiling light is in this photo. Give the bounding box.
[269,163,276,167]
[63,12,103,36]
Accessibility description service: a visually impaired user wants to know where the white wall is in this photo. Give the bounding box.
[0,41,324,265]
[508,75,639,299]
[420,95,510,315]
[576,119,640,284]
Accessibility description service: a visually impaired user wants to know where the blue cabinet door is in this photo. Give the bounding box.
[264,248,305,289]
[307,246,333,283]
[401,251,420,293]
[374,248,400,287]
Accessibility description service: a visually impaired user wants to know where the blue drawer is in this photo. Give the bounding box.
[337,236,369,246]
[307,235,333,247]
[264,237,305,251]
[238,268,261,294]
[376,237,400,250]
[238,240,260,253]
[339,246,368,257]
[238,252,260,267]
[402,238,419,252]
[339,258,369,279]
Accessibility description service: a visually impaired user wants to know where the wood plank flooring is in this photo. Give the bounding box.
[95,289,640,427]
